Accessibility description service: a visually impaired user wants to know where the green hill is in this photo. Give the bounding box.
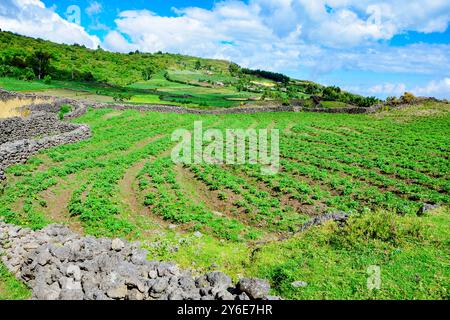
[0,30,379,108]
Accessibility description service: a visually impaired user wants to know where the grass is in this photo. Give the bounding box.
[0,103,448,300]
[0,97,47,119]
[0,77,57,91]
[0,263,30,300]
[321,100,351,108]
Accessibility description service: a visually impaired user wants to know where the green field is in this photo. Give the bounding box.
[1,101,448,299]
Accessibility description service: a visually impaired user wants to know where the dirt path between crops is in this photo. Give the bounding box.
[117,138,174,234]
[40,175,85,234]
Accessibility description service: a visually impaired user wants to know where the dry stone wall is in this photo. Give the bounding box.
[0,92,92,181]
[0,221,279,301]
[0,122,90,180]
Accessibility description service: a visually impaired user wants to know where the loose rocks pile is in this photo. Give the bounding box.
[0,221,280,300]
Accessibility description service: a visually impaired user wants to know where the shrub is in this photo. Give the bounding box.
[58,104,71,120]
[401,92,416,104]
[43,75,52,84]
[329,211,425,248]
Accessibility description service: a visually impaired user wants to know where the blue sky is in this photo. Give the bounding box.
[1,0,449,98]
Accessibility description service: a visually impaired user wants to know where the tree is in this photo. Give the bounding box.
[29,50,52,80]
[228,63,240,75]
[194,60,201,70]
[142,62,157,81]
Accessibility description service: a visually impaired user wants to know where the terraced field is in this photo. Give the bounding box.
[1,102,449,299]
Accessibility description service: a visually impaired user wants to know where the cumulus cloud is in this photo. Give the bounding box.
[412,77,450,98]
[100,0,449,78]
[351,77,450,99]
[103,30,138,53]
[0,0,100,48]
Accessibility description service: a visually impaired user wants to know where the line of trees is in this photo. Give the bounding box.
[241,68,290,84]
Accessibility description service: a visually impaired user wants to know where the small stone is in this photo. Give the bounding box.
[193,231,203,238]
[151,278,169,294]
[61,277,82,291]
[66,265,82,281]
[291,281,308,288]
[417,204,440,216]
[237,278,270,300]
[216,290,234,300]
[168,290,184,300]
[127,289,145,301]
[107,285,128,299]
[206,271,231,290]
[148,270,158,279]
[111,238,125,251]
[37,249,52,266]
[33,282,61,300]
[60,288,84,300]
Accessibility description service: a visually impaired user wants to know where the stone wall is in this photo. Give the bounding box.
[0,112,84,144]
[0,123,90,180]
[0,221,279,301]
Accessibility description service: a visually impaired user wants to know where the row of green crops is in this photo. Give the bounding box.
[0,105,448,240]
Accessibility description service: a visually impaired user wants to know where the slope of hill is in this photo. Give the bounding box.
[0,31,379,108]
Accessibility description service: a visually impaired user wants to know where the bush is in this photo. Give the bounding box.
[43,75,52,84]
[58,104,71,120]
[329,211,424,248]
[401,92,416,104]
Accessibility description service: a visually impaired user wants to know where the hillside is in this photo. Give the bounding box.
[0,31,379,108]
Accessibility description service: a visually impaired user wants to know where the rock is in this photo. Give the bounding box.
[111,238,125,251]
[216,290,234,300]
[193,231,203,238]
[130,249,148,265]
[206,271,232,290]
[291,281,308,288]
[33,282,61,300]
[178,276,196,291]
[148,270,158,279]
[236,292,250,300]
[60,288,84,300]
[107,285,128,299]
[151,278,169,294]
[37,249,52,266]
[127,289,145,301]
[237,278,270,300]
[60,277,82,291]
[195,276,210,288]
[66,265,82,281]
[417,204,440,216]
[0,220,280,301]
[168,289,184,300]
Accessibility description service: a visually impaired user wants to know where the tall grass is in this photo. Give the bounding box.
[0,98,45,119]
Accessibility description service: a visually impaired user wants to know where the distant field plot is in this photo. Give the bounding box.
[0,75,256,108]
[168,70,239,85]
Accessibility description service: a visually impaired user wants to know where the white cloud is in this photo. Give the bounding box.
[101,1,450,79]
[86,1,102,16]
[103,30,138,53]
[351,77,450,99]
[412,77,450,98]
[368,83,407,96]
[0,0,100,48]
